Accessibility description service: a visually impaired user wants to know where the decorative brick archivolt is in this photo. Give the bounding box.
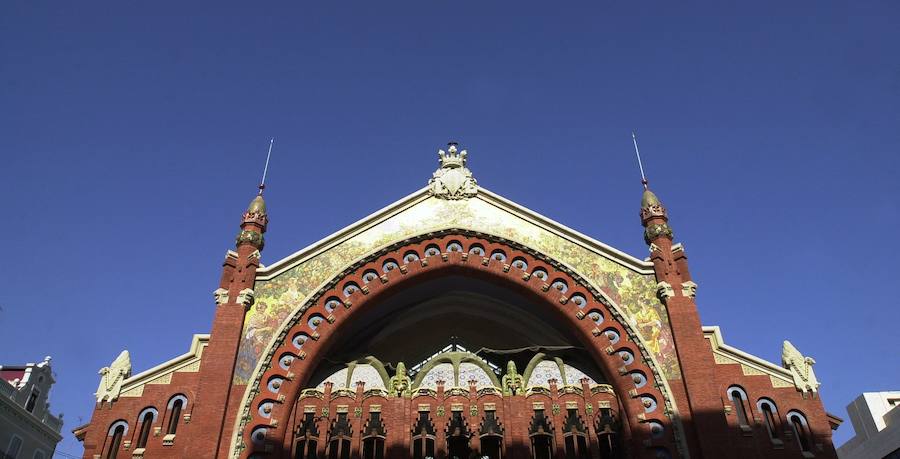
[232,230,684,459]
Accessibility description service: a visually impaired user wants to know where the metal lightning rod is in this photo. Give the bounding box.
[631,131,648,189]
[258,138,274,195]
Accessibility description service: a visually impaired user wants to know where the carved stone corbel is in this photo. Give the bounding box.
[213,288,230,306]
[237,289,255,308]
[656,281,675,302]
[681,281,697,298]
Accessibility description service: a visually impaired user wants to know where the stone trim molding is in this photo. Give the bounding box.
[117,334,209,398]
[252,187,657,281]
[704,326,794,389]
[0,393,63,443]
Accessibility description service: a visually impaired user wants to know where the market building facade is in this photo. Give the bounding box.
[75,144,841,459]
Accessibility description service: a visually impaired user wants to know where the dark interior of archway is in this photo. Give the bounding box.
[307,272,608,385]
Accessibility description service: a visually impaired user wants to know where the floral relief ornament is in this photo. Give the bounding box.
[782,341,820,397]
[428,143,478,200]
[95,350,131,403]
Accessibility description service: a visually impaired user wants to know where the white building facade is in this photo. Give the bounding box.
[0,356,63,459]
[838,391,900,459]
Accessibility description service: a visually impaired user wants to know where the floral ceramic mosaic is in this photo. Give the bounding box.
[457,362,494,388]
[315,368,348,390]
[527,360,564,387]
[349,364,387,390]
[562,365,596,386]
[418,363,454,389]
[233,195,679,384]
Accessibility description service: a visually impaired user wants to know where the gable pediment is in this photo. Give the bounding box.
[234,187,680,385]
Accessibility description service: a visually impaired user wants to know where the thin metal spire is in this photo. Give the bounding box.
[631,130,648,189]
[258,138,274,195]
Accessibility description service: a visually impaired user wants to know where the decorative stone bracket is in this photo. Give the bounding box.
[237,289,255,308]
[681,281,697,298]
[656,281,675,302]
[214,288,230,306]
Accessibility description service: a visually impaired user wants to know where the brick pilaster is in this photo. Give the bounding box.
[640,186,729,458]
[187,195,267,459]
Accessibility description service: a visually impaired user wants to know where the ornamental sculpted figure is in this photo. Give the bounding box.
[502,361,524,395]
[428,143,478,200]
[95,350,132,403]
[389,362,411,397]
[782,340,820,397]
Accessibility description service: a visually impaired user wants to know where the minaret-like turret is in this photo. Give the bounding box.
[188,143,273,459]
[639,181,728,458]
[236,193,268,250]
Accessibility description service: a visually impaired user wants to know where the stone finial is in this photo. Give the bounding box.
[640,187,674,244]
[96,350,132,403]
[501,360,524,396]
[640,189,668,223]
[389,362,411,397]
[782,341,819,397]
[428,142,478,200]
[236,195,268,250]
[242,195,268,227]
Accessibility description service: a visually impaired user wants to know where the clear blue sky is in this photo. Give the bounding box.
[1,2,897,457]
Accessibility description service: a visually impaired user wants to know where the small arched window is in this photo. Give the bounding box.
[105,421,128,459]
[412,411,435,459]
[446,411,471,459]
[294,412,320,459]
[167,395,188,435]
[362,412,386,459]
[595,407,621,459]
[327,412,352,459]
[135,408,158,448]
[479,410,503,459]
[727,386,750,428]
[529,409,554,459]
[563,408,589,459]
[756,399,781,443]
[25,387,40,413]
[787,411,813,454]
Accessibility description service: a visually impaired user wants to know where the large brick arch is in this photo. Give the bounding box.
[234,230,682,459]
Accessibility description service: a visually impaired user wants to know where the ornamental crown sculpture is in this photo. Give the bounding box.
[429,142,478,200]
[438,142,467,168]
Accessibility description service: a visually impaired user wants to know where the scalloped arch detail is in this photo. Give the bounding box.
[232,230,682,458]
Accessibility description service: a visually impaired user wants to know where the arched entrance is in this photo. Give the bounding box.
[234,231,681,459]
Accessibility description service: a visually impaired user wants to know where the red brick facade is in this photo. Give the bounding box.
[76,185,839,459]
